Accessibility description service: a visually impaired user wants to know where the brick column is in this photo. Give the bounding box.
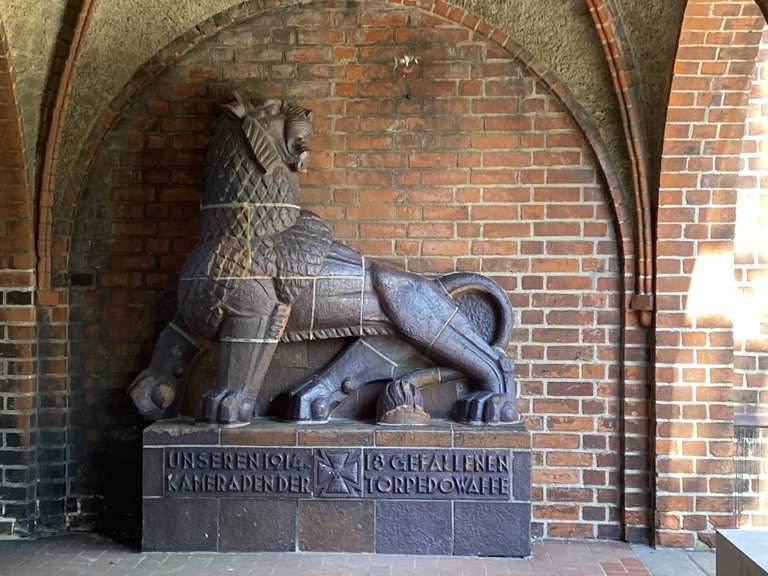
[655,0,765,548]
[0,18,37,536]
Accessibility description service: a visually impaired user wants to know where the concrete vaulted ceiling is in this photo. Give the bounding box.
[0,0,689,241]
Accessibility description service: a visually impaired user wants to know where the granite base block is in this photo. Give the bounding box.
[299,499,374,552]
[376,500,452,555]
[454,502,531,557]
[142,419,531,556]
[143,498,218,552]
[221,499,297,552]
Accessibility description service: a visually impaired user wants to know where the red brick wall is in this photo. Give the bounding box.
[734,27,768,417]
[57,2,627,538]
[0,18,37,536]
[732,24,768,529]
[656,0,766,548]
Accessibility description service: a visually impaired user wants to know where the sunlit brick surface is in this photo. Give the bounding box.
[656,0,766,548]
[732,27,768,530]
[734,29,768,417]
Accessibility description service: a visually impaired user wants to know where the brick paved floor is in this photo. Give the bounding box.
[0,534,652,576]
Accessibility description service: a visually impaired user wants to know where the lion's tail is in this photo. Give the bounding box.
[437,272,514,350]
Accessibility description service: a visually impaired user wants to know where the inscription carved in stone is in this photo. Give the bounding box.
[164,448,313,497]
[159,446,514,501]
[143,419,531,555]
[363,449,511,500]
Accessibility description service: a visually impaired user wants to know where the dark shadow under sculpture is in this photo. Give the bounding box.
[128,96,519,426]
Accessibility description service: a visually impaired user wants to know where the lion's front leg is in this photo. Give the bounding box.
[128,315,201,420]
[200,303,289,424]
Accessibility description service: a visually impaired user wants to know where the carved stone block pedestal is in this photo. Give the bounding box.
[142,419,531,557]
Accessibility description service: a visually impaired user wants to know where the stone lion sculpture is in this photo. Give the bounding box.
[128,96,519,426]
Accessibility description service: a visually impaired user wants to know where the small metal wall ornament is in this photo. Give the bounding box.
[128,95,519,427]
[394,54,419,99]
[394,54,419,78]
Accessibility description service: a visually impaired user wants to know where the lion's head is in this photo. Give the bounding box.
[224,94,313,173]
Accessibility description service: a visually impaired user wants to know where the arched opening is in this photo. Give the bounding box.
[38,0,629,540]
[656,0,767,547]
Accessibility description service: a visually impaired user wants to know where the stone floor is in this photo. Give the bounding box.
[0,533,716,576]
[632,545,715,576]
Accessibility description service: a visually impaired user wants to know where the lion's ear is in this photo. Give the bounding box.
[222,101,247,119]
[223,91,248,119]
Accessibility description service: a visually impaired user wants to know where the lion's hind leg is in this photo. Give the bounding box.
[371,262,518,424]
[284,338,413,421]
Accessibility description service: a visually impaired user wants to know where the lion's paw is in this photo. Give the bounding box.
[199,388,254,424]
[128,370,178,421]
[454,392,518,425]
[283,375,351,422]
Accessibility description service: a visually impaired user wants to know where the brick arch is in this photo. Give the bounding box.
[54,0,633,538]
[0,16,37,536]
[35,0,96,291]
[655,0,766,548]
[587,0,654,307]
[42,0,635,295]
